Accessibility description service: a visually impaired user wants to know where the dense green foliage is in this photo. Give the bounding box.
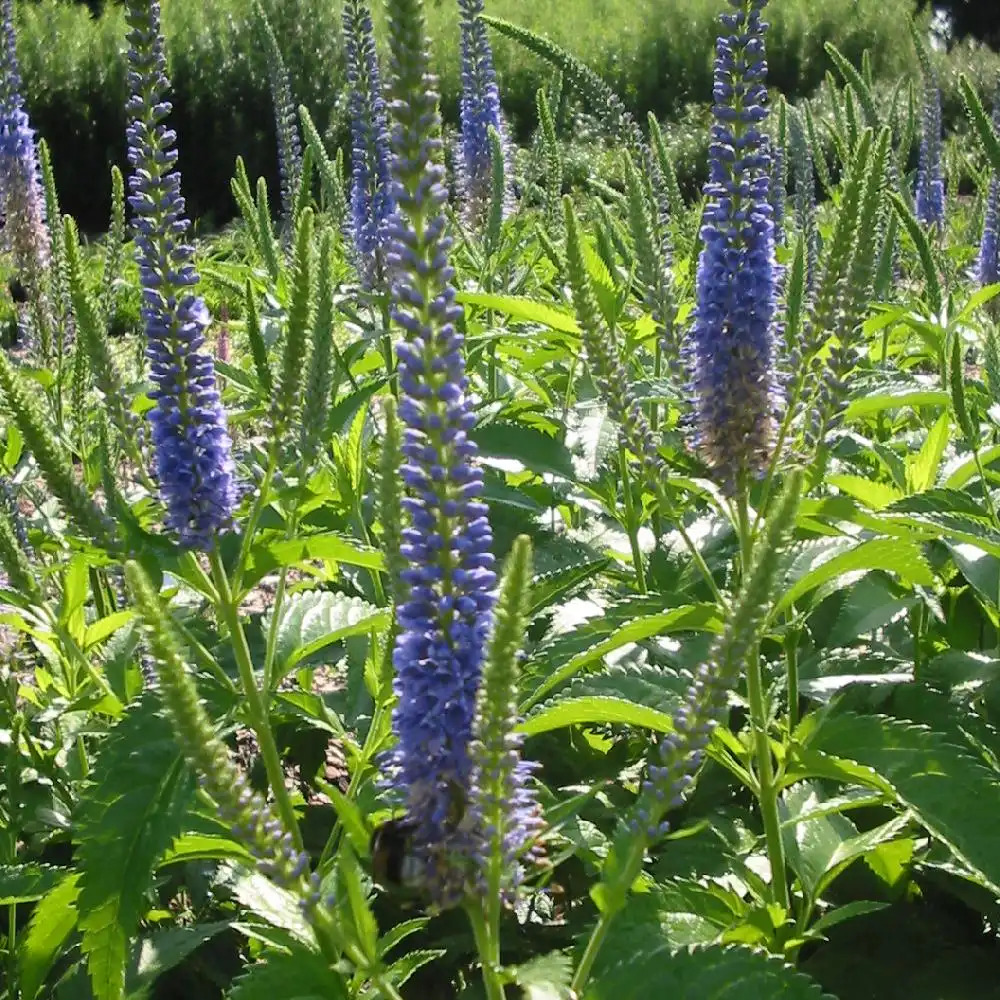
[8,0,1000,998]
[12,0,953,226]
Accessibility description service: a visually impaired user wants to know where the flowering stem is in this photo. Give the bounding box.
[618,446,647,593]
[569,839,645,994]
[466,901,506,1000]
[232,451,277,595]
[208,548,304,854]
[737,494,788,909]
[784,623,800,731]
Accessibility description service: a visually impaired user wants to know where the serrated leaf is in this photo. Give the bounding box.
[904,410,950,493]
[520,695,677,736]
[75,697,194,1000]
[946,542,1000,610]
[521,604,723,711]
[384,949,446,989]
[227,948,349,1000]
[513,952,575,999]
[456,291,580,335]
[0,863,68,904]
[219,865,317,949]
[473,422,577,479]
[773,537,933,616]
[126,922,233,999]
[529,556,610,615]
[805,712,1000,894]
[586,943,829,999]
[18,873,80,1000]
[843,383,948,420]
[244,532,384,591]
[827,474,902,511]
[264,590,387,673]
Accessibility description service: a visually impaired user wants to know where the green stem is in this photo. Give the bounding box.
[569,841,645,994]
[232,454,277,595]
[208,548,304,853]
[784,624,800,732]
[737,495,788,910]
[467,901,506,1000]
[618,448,647,593]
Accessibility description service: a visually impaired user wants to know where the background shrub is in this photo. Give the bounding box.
[13,0,995,228]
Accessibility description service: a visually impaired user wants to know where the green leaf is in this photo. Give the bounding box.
[227,947,349,1000]
[219,864,317,949]
[781,781,910,902]
[18,874,80,1000]
[521,604,724,712]
[244,532,384,591]
[125,922,233,999]
[84,610,135,650]
[264,590,388,673]
[773,537,933,616]
[0,863,67,904]
[529,556,610,615]
[827,474,902,511]
[75,697,194,1000]
[585,944,829,999]
[904,410,950,493]
[525,663,689,736]
[947,542,1000,610]
[473,422,577,479]
[843,383,948,420]
[805,712,1000,894]
[513,952,575,999]
[456,291,580,335]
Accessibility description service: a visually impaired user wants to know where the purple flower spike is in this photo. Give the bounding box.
[125,0,236,549]
[343,0,396,288]
[977,83,1000,287]
[687,0,780,490]
[457,0,509,224]
[0,0,50,327]
[915,79,945,230]
[384,0,498,906]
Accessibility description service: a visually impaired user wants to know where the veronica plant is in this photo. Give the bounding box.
[124,0,237,550]
[688,0,780,492]
[383,0,500,906]
[457,0,510,225]
[0,0,51,359]
[977,83,1000,287]
[343,0,396,290]
[914,67,945,230]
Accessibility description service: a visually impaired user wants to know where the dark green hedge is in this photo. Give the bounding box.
[15,0,930,228]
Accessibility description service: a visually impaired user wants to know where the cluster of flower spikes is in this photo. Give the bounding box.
[687,0,781,490]
[0,0,49,325]
[915,75,945,230]
[977,83,1000,287]
[456,0,510,224]
[343,0,396,289]
[125,0,236,549]
[383,0,529,908]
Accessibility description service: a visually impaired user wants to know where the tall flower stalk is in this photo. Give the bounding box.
[687,0,780,491]
[343,0,396,289]
[977,82,1000,287]
[915,76,945,230]
[124,0,236,549]
[457,0,509,224]
[383,0,505,911]
[0,0,51,357]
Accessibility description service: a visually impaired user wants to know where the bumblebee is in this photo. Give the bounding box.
[7,278,26,305]
[369,817,426,891]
